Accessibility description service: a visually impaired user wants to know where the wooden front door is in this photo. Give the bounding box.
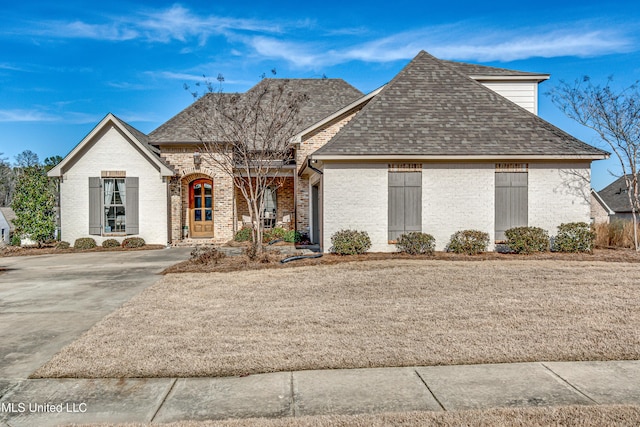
[189,179,214,238]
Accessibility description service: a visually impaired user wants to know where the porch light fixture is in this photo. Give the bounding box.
[193,151,202,168]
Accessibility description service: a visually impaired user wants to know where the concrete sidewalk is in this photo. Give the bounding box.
[1,360,639,426]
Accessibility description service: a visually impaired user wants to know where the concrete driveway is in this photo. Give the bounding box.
[0,248,191,380]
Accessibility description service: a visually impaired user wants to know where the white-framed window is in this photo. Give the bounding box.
[89,177,138,236]
[103,178,126,233]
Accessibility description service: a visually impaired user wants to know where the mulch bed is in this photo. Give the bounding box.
[163,247,640,274]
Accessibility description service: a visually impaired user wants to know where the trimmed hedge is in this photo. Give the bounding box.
[330,229,371,255]
[504,226,550,254]
[447,230,489,255]
[396,232,435,255]
[553,222,595,253]
[102,238,120,248]
[74,237,97,250]
[55,241,70,250]
[122,237,145,248]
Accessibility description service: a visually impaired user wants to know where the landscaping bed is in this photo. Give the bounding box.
[163,247,640,274]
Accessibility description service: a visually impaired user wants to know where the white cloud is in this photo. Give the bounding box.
[0,109,99,124]
[0,109,59,122]
[247,23,635,67]
[21,4,283,44]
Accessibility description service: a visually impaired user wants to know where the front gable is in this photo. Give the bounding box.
[48,113,173,179]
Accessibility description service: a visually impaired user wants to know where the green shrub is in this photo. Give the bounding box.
[396,232,435,255]
[447,230,490,255]
[190,246,226,264]
[234,227,253,242]
[330,229,371,255]
[122,237,146,248]
[504,226,550,254]
[55,241,70,250]
[553,222,595,253]
[10,234,21,246]
[74,237,97,250]
[102,238,120,248]
[283,229,302,243]
[267,227,287,239]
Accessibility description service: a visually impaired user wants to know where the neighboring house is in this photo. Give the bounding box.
[0,207,16,245]
[592,174,639,223]
[49,50,608,250]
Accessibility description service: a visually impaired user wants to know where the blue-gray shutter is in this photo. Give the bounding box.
[89,177,101,235]
[403,172,422,233]
[125,177,139,235]
[495,172,528,240]
[388,171,422,241]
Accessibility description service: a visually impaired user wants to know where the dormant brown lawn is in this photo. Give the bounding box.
[34,260,640,379]
[74,405,640,427]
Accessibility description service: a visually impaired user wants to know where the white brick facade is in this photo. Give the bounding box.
[322,163,389,252]
[423,163,495,251]
[58,125,169,245]
[322,161,594,252]
[528,162,592,234]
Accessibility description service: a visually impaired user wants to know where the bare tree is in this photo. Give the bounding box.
[549,77,640,251]
[0,154,14,206]
[186,75,308,254]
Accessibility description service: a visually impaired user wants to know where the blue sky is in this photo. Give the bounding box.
[1,1,639,190]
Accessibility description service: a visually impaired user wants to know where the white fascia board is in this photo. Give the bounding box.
[311,154,609,161]
[289,85,386,144]
[591,188,615,215]
[470,74,550,82]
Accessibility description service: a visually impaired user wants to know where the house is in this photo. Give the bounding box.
[49,50,608,251]
[592,174,639,223]
[0,207,16,245]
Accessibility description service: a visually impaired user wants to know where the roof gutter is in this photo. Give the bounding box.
[311,154,609,161]
[307,158,323,175]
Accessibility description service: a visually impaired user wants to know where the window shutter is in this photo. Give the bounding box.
[125,177,139,235]
[403,172,422,233]
[388,171,422,241]
[388,173,405,241]
[495,172,528,240]
[89,177,101,235]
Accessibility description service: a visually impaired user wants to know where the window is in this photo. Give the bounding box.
[388,164,422,242]
[264,186,277,215]
[89,177,138,236]
[495,164,528,241]
[263,186,277,228]
[103,178,125,233]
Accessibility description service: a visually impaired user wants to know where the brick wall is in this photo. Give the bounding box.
[296,111,359,231]
[235,177,295,230]
[59,125,169,245]
[528,162,592,234]
[321,161,593,252]
[161,146,234,243]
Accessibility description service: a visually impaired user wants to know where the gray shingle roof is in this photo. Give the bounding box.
[443,60,548,78]
[597,174,639,213]
[149,79,363,144]
[110,114,172,170]
[314,51,607,158]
